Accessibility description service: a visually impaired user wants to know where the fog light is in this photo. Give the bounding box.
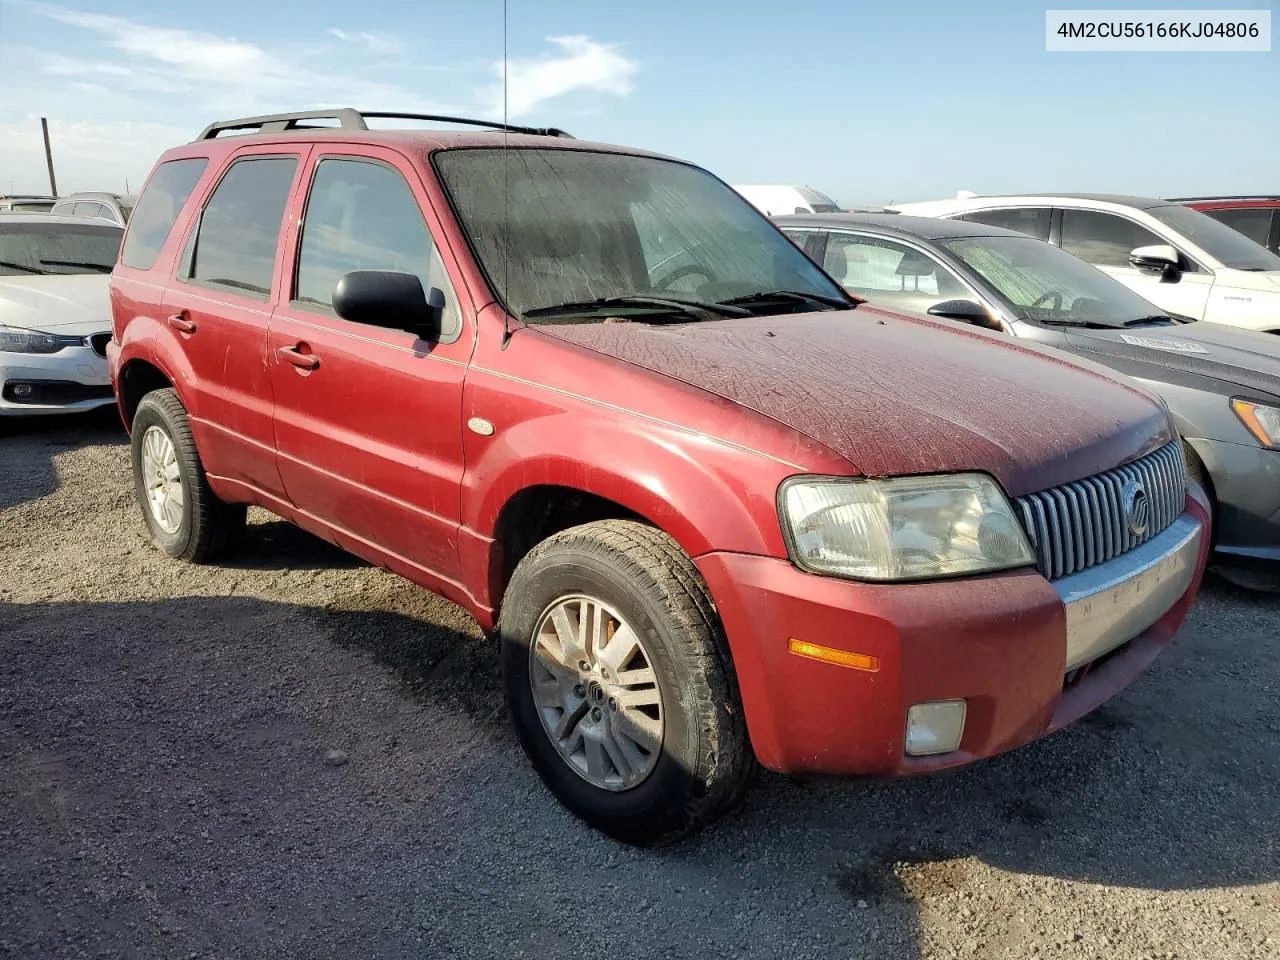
[11,383,33,398]
[905,700,967,756]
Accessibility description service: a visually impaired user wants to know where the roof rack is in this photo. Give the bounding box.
[195,108,574,142]
[1167,195,1280,202]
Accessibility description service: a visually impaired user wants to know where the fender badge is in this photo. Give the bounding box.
[467,417,495,436]
[1119,335,1209,354]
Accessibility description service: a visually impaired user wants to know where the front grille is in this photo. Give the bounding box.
[1014,441,1186,581]
[89,333,111,357]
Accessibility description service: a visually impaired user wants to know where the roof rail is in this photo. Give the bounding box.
[1168,195,1280,202]
[195,108,574,141]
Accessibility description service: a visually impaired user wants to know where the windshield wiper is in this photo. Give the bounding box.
[1123,314,1183,326]
[523,295,751,321]
[1032,317,1125,329]
[718,289,854,311]
[0,259,46,275]
[39,259,112,273]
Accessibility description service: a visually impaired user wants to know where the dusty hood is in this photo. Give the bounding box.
[1065,321,1280,397]
[0,275,112,336]
[537,307,1171,497]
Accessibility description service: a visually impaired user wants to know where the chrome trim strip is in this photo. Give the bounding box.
[1057,513,1202,672]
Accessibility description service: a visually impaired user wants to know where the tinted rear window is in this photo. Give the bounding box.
[121,158,209,270]
[0,222,122,276]
[1201,207,1274,248]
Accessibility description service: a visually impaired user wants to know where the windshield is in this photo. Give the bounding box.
[942,234,1170,327]
[434,149,844,322]
[0,221,122,276]
[1148,204,1280,271]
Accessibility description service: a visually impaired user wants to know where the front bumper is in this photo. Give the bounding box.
[1186,437,1280,562]
[0,343,113,416]
[696,494,1209,777]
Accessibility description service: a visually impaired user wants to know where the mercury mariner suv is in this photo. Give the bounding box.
[108,109,1209,843]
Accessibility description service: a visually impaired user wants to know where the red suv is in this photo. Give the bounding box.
[1172,196,1280,256]
[109,109,1209,843]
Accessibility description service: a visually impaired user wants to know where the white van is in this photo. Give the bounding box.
[732,184,841,216]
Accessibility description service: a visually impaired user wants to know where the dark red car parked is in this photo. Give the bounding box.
[1172,196,1280,255]
[109,109,1209,843]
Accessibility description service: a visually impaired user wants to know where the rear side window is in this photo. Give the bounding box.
[1202,207,1273,248]
[121,158,208,270]
[1060,210,1163,267]
[957,207,1050,240]
[294,157,459,338]
[187,156,297,298]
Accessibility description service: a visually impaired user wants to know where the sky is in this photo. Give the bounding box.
[0,0,1276,204]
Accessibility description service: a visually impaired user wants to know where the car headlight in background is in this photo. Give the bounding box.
[779,473,1034,581]
[1231,399,1280,449]
[0,326,83,354]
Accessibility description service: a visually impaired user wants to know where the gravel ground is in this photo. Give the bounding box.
[1,411,1277,960]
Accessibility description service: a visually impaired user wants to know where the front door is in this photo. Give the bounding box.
[1057,208,1214,320]
[267,150,472,585]
[162,149,306,499]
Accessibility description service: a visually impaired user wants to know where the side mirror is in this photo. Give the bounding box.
[1128,244,1181,281]
[927,298,1002,331]
[332,270,442,340]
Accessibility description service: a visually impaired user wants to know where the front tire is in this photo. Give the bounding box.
[500,520,754,844]
[130,388,245,562]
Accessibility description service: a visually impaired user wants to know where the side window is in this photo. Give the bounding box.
[1059,210,1163,267]
[780,229,817,255]
[187,156,297,298]
[823,233,969,314]
[957,207,1050,240]
[121,158,209,270]
[295,158,459,339]
[1203,207,1273,248]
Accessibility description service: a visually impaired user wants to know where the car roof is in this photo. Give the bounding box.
[0,214,123,228]
[158,128,671,164]
[776,212,1030,241]
[54,192,133,204]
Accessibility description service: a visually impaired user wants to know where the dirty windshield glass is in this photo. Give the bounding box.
[434,148,845,321]
[943,235,1170,327]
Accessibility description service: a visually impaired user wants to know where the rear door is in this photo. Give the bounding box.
[162,146,308,499]
[1056,208,1214,320]
[267,147,472,583]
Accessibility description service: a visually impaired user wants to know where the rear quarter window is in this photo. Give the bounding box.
[120,158,209,270]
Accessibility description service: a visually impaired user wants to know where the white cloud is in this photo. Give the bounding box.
[18,2,451,115]
[0,3,642,191]
[328,28,403,55]
[491,35,638,118]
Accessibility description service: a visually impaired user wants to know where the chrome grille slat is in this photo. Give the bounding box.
[1014,441,1186,581]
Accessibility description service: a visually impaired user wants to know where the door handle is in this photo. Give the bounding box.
[167,312,197,334]
[278,345,320,371]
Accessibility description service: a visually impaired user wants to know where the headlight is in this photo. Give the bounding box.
[779,473,1035,581]
[0,326,82,354]
[1231,398,1280,449]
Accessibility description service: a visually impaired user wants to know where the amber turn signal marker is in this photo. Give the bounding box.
[787,638,880,672]
[1230,399,1277,449]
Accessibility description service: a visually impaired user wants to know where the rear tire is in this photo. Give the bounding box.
[500,520,754,844]
[130,388,246,562]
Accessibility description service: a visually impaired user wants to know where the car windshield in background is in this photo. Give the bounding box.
[1148,203,1280,272]
[943,235,1169,328]
[434,149,847,323]
[0,222,122,276]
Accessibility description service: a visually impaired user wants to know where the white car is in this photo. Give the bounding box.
[888,193,1280,333]
[732,184,841,216]
[0,215,122,416]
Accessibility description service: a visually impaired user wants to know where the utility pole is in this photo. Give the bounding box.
[40,117,58,197]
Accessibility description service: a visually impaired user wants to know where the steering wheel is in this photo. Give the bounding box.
[1030,291,1064,311]
[654,264,717,292]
